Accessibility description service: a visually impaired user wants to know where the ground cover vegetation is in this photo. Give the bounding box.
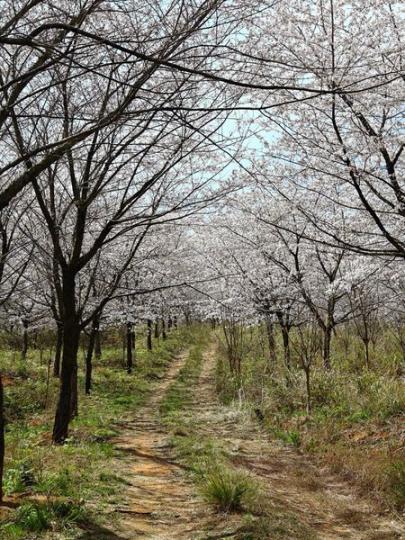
[0,0,404,537]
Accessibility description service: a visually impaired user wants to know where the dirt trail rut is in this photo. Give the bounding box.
[110,351,215,539]
[107,342,404,539]
[190,342,405,540]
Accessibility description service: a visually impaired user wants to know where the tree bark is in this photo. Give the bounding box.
[70,364,78,420]
[304,366,311,415]
[52,273,80,443]
[85,319,97,394]
[323,326,332,370]
[131,326,135,350]
[154,320,159,339]
[94,322,101,360]
[147,319,152,351]
[265,318,277,365]
[21,319,28,360]
[363,338,371,369]
[281,325,291,370]
[161,318,167,340]
[53,323,63,377]
[126,322,133,374]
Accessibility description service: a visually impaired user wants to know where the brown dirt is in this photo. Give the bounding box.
[106,351,229,540]
[99,342,405,539]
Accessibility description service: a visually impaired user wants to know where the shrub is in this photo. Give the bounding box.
[201,467,257,512]
[37,467,73,496]
[50,500,86,525]
[4,460,37,494]
[384,461,405,509]
[15,503,51,532]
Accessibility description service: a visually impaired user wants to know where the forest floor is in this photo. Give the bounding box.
[84,339,405,540]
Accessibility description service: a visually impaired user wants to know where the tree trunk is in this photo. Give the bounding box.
[154,320,159,339]
[281,325,291,370]
[94,322,101,360]
[304,366,311,415]
[147,319,152,351]
[85,320,97,394]
[265,318,277,365]
[364,338,370,369]
[161,318,167,340]
[0,373,4,503]
[70,364,78,420]
[53,323,63,378]
[21,319,28,360]
[126,322,133,374]
[323,326,332,370]
[131,326,135,350]
[52,274,80,444]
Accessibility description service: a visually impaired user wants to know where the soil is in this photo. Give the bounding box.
[91,342,405,539]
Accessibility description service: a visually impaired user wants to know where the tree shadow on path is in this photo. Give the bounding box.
[77,521,126,540]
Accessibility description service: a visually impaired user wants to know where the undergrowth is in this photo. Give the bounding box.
[215,325,405,511]
[0,325,194,539]
[160,331,317,539]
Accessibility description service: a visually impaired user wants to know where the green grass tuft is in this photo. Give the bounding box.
[201,467,258,513]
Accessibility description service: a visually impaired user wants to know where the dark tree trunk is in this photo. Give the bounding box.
[70,364,78,420]
[94,322,101,360]
[21,319,28,360]
[147,319,152,350]
[265,318,277,364]
[126,322,133,374]
[122,325,126,366]
[131,326,135,350]
[0,373,4,503]
[363,338,370,369]
[52,274,80,444]
[154,320,159,339]
[161,318,167,340]
[53,323,63,377]
[323,326,332,370]
[168,317,173,330]
[85,319,97,394]
[173,316,178,329]
[281,325,291,370]
[304,366,311,415]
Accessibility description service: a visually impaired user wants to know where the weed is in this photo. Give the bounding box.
[271,428,301,448]
[0,325,197,537]
[384,461,405,509]
[214,325,405,510]
[15,502,51,532]
[201,467,257,513]
[50,499,86,525]
[3,460,37,494]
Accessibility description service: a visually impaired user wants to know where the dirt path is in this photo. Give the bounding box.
[95,342,404,540]
[187,342,405,540]
[106,350,219,539]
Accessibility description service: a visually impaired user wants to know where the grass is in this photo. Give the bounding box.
[159,341,204,417]
[0,325,195,539]
[160,330,259,511]
[214,324,405,511]
[159,332,318,539]
[201,466,257,512]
